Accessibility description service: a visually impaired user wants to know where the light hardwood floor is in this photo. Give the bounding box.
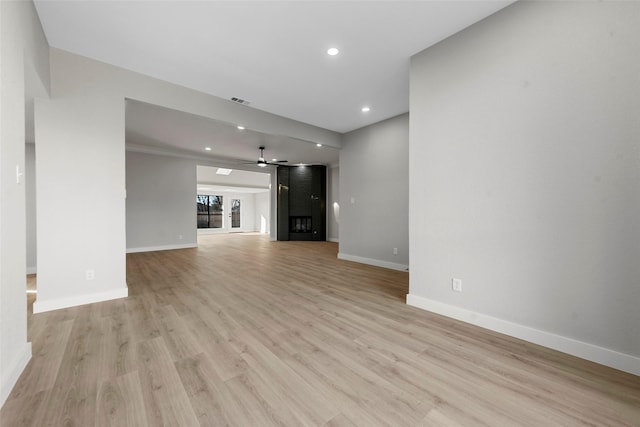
[2,233,639,426]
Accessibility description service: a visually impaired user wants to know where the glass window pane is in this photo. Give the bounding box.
[231,199,240,228]
[197,195,209,214]
[197,195,224,228]
[197,214,209,228]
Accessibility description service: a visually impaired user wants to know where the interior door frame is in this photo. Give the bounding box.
[228,198,242,232]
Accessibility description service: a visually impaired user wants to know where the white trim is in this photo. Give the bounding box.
[328,237,339,243]
[26,266,37,275]
[338,252,409,272]
[406,293,640,376]
[126,243,197,254]
[0,342,32,407]
[33,287,129,314]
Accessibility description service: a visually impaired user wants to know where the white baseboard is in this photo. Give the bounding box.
[26,266,37,275]
[33,286,129,314]
[197,229,228,235]
[126,243,197,254]
[328,237,339,243]
[406,293,640,377]
[1,342,32,407]
[338,252,409,272]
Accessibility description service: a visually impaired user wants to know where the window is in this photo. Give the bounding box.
[197,195,223,228]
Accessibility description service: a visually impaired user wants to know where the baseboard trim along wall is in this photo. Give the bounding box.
[0,343,32,407]
[338,252,409,272]
[328,237,339,243]
[33,287,129,314]
[406,293,640,376]
[26,266,37,275]
[126,243,197,254]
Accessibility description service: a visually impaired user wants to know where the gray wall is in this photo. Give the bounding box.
[126,151,197,251]
[408,1,640,372]
[255,191,270,234]
[339,114,409,270]
[26,143,37,273]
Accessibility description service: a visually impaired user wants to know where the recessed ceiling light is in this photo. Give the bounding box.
[361,106,371,113]
[316,143,322,147]
[327,47,339,56]
[237,125,245,130]
[216,168,232,175]
[205,147,212,151]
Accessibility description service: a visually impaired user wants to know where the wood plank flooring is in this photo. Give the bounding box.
[2,233,639,426]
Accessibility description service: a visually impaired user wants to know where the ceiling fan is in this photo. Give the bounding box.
[246,146,288,168]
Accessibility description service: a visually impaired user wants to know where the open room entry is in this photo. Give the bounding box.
[196,165,270,235]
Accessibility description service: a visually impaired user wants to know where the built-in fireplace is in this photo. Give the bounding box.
[290,216,312,233]
[277,165,326,241]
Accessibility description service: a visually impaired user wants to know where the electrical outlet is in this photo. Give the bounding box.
[178,234,183,240]
[86,269,95,280]
[452,278,462,292]
[393,247,398,255]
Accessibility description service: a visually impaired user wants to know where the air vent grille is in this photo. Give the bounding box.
[230,97,251,106]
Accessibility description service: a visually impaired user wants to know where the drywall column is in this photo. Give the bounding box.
[408,1,640,374]
[34,80,128,312]
[35,93,128,311]
[0,1,29,405]
[0,0,50,406]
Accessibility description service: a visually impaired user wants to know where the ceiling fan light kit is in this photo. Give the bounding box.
[249,146,288,168]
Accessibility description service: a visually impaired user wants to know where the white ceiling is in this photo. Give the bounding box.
[127,100,340,167]
[34,0,514,133]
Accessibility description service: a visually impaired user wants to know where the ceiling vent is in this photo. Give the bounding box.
[230,97,251,106]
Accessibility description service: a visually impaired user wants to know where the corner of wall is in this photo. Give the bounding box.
[33,286,128,314]
[0,342,32,408]
[338,252,409,272]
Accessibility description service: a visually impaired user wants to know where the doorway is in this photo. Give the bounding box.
[196,165,271,236]
[230,198,241,230]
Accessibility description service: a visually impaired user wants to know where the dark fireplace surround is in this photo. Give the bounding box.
[277,165,326,241]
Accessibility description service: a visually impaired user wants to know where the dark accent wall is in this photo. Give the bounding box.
[277,165,326,241]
